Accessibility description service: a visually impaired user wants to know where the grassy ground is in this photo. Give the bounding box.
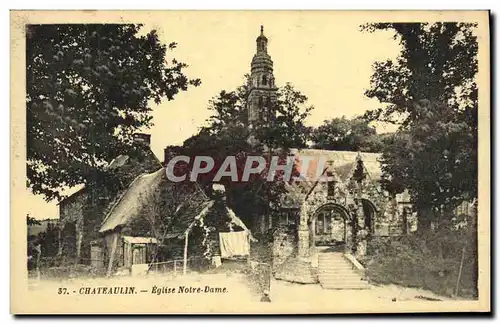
[362,232,478,299]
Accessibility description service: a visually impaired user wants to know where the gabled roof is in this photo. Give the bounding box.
[98,166,213,236]
[165,202,252,240]
[99,168,165,233]
[290,149,383,182]
[280,149,383,208]
[165,197,213,239]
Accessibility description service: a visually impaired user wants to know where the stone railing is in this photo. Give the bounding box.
[343,252,366,278]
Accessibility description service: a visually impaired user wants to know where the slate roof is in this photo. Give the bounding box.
[280,149,384,208]
[290,149,383,182]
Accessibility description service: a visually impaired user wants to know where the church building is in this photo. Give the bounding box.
[244,26,416,286]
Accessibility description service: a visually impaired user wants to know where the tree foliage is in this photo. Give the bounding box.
[27,24,200,201]
[362,23,478,227]
[27,214,42,226]
[200,76,313,151]
[172,76,313,230]
[310,116,388,152]
[362,23,477,127]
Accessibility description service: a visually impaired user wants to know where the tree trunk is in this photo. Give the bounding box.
[106,233,119,277]
[183,231,189,275]
[402,207,409,235]
[417,207,433,233]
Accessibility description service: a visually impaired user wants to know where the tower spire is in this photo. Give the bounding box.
[247,26,277,131]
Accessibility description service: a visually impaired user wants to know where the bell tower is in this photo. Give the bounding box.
[247,26,278,127]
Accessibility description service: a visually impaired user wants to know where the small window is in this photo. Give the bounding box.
[262,75,267,85]
[327,172,335,198]
[315,212,331,235]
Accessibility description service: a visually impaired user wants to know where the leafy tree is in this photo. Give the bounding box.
[27,214,41,226]
[311,116,387,152]
[128,179,209,264]
[200,76,313,151]
[362,23,478,229]
[362,23,477,127]
[37,221,60,258]
[27,24,200,201]
[380,100,476,229]
[174,77,313,231]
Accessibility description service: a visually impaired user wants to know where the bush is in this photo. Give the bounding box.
[363,225,477,299]
[39,264,105,279]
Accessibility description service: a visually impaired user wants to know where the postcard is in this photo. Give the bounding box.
[11,10,490,314]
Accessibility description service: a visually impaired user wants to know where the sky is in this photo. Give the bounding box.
[25,11,403,219]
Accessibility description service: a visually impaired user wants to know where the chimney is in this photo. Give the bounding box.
[133,133,151,147]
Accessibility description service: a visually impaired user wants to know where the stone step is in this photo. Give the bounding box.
[318,272,361,277]
[318,259,349,262]
[318,260,351,264]
[318,270,356,274]
[321,285,371,290]
[320,278,368,282]
[319,278,365,284]
[319,266,357,271]
[318,265,356,269]
[318,272,363,279]
[317,252,369,290]
[319,268,354,272]
[318,257,345,261]
[319,276,368,282]
[320,279,366,284]
[320,279,369,284]
[318,263,353,268]
[318,272,363,280]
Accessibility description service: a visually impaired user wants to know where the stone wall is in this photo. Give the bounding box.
[59,191,87,261]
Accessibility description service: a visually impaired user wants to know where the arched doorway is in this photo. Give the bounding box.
[361,199,377,235]
[309,204,351,249]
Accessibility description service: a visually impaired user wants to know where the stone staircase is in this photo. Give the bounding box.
[317,252,371,290]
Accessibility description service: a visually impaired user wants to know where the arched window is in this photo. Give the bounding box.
[263,97,269,121]
[262,75,267,86]
[257,96,264,120]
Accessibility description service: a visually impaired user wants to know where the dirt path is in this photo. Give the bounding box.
[27,273,467,314]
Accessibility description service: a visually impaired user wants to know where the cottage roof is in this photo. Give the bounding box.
[98,166,214,237]
[165,197,213,239]
[99,168,165,233]
[165,202,252,240]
